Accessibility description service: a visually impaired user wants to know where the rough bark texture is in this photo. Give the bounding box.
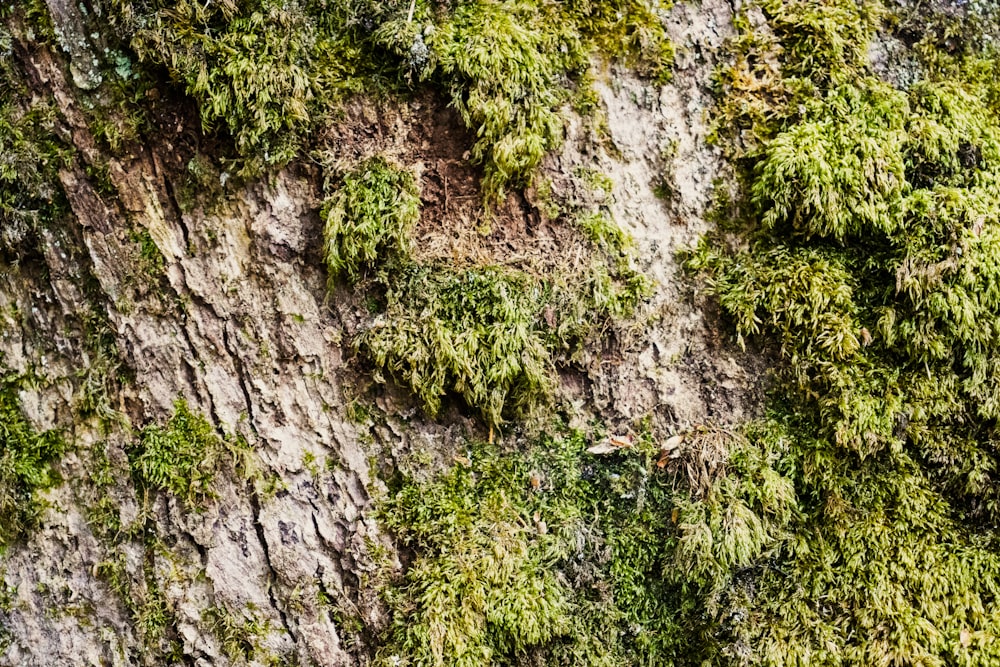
[0,1,763,664]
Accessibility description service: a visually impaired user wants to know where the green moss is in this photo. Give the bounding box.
[320,149,650,429]
[358,252,648,427]
[0,22,71,256]
[322,156,420,284]
[566,0,674,82]
[360,265,551,427]
[127,399,249,509]
[376,431,613,666]
[128,227,167,279]
[176,153,224,214]
[202,604,276,664]
[417,0,672,200]
[377,458,574,666]
[375,422,801,666]
[574,210,631,255]
[110,0,322,173]
[108,0,672,188]
[0,366,65,548]
[95,546,185,661]
[419,0,578,201]
[688,0,1000,662]
[752,80,908,241]
[87,427,243,662]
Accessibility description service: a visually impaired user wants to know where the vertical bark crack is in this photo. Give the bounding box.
[248,487,296,643]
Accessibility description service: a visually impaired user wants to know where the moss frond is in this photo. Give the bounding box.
[321,156,420,284]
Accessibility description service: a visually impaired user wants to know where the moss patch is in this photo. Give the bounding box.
[318,141,649,428]
[322,156,420,284]
[688,0,1000,662]
[87,403,257,661]
[376,421,808,666]
[127,398,251,509]
[360,265,551,427]
[108,0,673,189]
[350,248,647,427]
[0,365,66,548]
[0,19,71,257]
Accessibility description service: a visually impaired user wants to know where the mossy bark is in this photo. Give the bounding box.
[0,0,821,665]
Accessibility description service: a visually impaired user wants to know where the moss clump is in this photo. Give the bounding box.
[421,1,577,201]
[321,144,649,428]
[752,80,909,241]
[0,22,70,255]
[376,431,630,666]
[322,156,420,283]
[88,404,258,660]
[127,399,244,508]
[377,453,574,667]
[202,604,276,665]
[688,0,1000,662]
[94,543,186,661]
[355,250,647,427]
[110,0,323,172]
[384,0,673,200]
[566,0,674,82]
[375,423,803,666]
[0,366,66,548]
[109,0,672,189]
[360,265,550,427]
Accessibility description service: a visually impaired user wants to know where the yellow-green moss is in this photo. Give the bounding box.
[689,0,1000,662]
[107,0,673,189]
[321,156,420,284]
[127,398,251,509]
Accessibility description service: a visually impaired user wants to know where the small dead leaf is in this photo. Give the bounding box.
[656,452,670,468]
[533,511,547,535]
[529,472,542,490]
[588,435,633,455]
[453,456,471,466]
[960,628,971,648]
[543,305,556,328]
[671,508,679,524]
[860,327,873,347]
[587,442,619,455]
[662,434,685,454]
[609,434,633,448]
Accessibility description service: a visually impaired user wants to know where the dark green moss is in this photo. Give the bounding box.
[0,364,66,548]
